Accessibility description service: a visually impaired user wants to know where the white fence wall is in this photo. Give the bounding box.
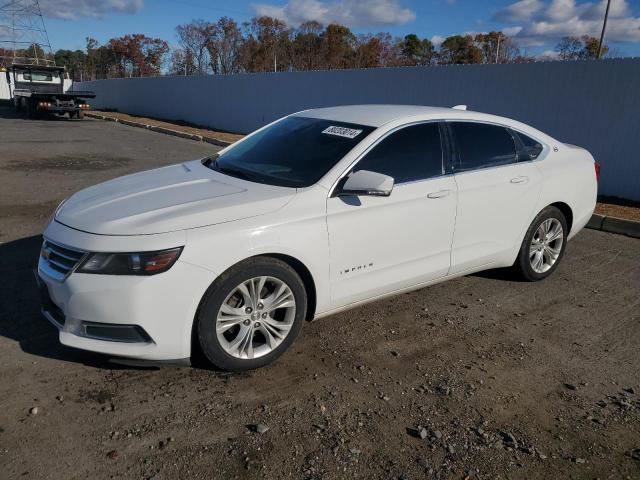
[0,72,10,100]
[79,58,640,200]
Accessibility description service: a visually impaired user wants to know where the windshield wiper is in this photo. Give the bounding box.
[208,157,254,181]
[217,166,253,181]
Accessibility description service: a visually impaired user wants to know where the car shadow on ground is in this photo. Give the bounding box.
[471,266,528,282]
[0,235,151,370]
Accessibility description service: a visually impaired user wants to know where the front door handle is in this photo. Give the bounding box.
[427,189,451,199]
[510,175,529,184]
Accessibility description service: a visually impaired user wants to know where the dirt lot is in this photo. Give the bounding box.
[90,110,245,144]
[1,107,639,480]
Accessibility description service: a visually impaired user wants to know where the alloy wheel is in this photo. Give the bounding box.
[529,218,564,274]
[216,276,296,359]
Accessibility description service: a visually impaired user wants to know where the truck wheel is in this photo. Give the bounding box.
[77,110,84,120]
[26,99,35,119]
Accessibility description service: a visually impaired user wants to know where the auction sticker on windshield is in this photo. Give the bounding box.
[322,126,363,139]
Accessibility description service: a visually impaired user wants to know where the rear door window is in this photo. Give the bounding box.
[450,122,517,172]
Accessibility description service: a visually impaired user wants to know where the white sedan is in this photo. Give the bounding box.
[38,105,598,370]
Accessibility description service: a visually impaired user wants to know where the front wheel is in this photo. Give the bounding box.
[513,206,568,281]
[195,257,307,371]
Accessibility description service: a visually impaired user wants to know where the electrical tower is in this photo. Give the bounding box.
[0,0,54,66]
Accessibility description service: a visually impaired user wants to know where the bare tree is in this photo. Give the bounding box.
[556,35,608,60]
[169,48,195,75]
[208,17,243,75]
[474,31,519,64]
[176,19,215,74]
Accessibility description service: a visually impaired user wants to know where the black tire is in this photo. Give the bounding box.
[77,110,84,119]
[514,206,568,282]
[195,257,307,371]
[25,99,35,119]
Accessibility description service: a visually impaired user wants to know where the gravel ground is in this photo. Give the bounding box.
[90,110,245,144]
[1,107,639,480]
[595,203,640,223]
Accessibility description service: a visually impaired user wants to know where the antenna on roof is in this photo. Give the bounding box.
[452,105,467,110]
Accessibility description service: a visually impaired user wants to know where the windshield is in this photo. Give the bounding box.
[21,70,58,82]
[204,116,375,188]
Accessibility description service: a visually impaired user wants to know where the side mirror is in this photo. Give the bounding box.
[337,170,394,197]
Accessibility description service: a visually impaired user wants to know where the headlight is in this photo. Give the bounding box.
[77,247,183,276]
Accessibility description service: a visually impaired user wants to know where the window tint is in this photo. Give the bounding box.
[451,122,516,171]
[353,123,443,183]
[207,116,374,188]
[515,131,544,160]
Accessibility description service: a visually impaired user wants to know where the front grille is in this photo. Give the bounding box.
[40,240,85,281]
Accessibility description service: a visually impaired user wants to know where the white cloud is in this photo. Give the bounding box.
[39,0,144,20]
[493,0,640,45]
[494,0,544,22]
[252,0,416,27]
[503,25,524,36]
[430,34,445,47]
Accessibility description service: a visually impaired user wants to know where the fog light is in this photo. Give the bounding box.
[82,322,153,343]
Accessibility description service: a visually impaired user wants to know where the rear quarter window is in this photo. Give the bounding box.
[514,131,544,161]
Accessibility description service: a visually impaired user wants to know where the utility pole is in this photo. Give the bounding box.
[495,33,502,64]
[597,0,611,59]
[0,0,54,65]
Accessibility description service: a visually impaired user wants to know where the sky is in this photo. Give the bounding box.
[30,0,640,57]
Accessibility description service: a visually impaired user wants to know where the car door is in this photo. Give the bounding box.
[448,121,543,274]
[326,122,458,307]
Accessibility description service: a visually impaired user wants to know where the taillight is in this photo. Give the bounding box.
[594,161,600,182]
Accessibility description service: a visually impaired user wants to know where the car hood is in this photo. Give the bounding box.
[55,160,296,235]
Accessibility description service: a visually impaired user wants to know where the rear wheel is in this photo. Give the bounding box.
[514,206,568,281]
[195,257,306,371]
[25,99,36,119]
[77,110,84,119]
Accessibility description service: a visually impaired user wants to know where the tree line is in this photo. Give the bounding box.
[1,15,610,81]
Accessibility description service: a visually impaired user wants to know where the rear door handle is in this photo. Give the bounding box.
[510,175,529,184]
[427,189,451,199]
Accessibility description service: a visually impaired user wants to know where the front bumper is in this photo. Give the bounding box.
[36,239,216,361]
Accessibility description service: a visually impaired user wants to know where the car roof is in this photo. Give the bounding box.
[295,104,456,127]
[294,104,557,145]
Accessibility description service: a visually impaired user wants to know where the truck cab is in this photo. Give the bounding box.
[6,64,95,118]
